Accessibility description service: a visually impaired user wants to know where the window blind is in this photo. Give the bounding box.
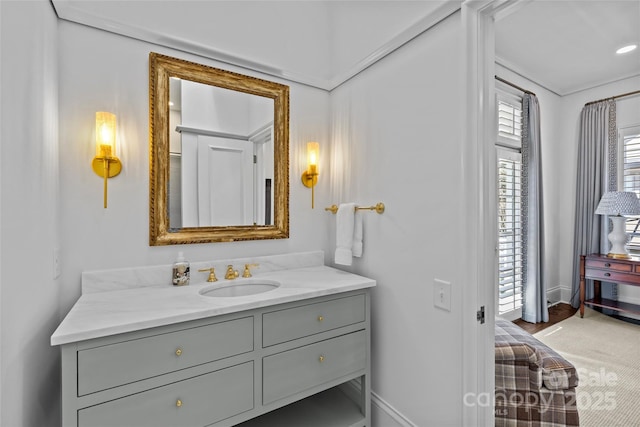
[496,90,523,317]
[497,98,523,149]
[622,131,640,250]
[497,150,523,315]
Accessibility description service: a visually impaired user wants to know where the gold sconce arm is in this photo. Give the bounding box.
[92,156,122,208]
[301,170,318,208]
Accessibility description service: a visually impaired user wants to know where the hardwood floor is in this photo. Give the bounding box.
[512,303,577,334]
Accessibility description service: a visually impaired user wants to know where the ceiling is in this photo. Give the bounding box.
[51,0,639,94]
[496,0,640,96]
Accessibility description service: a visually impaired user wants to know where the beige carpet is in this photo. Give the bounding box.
[534,308,640,427]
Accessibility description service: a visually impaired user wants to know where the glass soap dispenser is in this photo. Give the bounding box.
[172,252,190,286]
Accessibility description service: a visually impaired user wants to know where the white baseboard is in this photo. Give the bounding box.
[546,286,562,305]
[618,292,640,306]
[560,287,575,304]
[341,380,416,427]
[371,391,417,427]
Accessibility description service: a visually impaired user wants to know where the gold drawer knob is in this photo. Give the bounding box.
[317,315,324,322]
[176,399,183,407]
[175,348,183,357]
[319,355,325,363]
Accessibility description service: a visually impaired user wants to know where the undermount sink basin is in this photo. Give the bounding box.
[199,280,280,298]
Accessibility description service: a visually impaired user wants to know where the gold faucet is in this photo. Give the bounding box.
[242,263,259,278]
[225,265,239,280]
[198,267,218,282]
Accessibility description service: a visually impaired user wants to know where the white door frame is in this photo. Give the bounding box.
[461,1,528,424]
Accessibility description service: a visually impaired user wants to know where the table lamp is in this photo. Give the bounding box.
[595,191,640,259]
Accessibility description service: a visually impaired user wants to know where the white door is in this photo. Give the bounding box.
[197,136,253,227]
[181,132,253,227]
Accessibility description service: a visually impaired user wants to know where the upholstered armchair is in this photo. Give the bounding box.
[495,318,580,426]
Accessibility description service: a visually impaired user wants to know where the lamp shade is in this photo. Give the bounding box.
[595,191,640,216]
[307,141,319,175]
[95,112,116,157]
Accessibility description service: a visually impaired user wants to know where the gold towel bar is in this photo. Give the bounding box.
[325,203,385,214]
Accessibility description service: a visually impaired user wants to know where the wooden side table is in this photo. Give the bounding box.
[580,254,640,317]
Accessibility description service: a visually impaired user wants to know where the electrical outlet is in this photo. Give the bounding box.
[53,247,61,279]
[433,278,451,312]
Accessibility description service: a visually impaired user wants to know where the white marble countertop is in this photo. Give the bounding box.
[51,265,375,346]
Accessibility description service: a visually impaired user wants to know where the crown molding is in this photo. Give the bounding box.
[327,1,462,90]
[52,0,462,92]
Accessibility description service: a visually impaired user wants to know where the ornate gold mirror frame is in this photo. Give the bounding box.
[149,52,289,245]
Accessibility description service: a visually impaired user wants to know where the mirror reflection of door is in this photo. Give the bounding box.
[167,77,274,229]
[182,135,252,227]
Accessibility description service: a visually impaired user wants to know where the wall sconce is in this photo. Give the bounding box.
[301,142,319,208]
[92,112,122,208]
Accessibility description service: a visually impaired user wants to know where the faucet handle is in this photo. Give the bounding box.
[225,265,239,280]
[242,263,259,278]
[198,267,218,282]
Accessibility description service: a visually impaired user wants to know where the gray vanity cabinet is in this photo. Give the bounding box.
[61,290,371,427]
[78,362,254,427]
[262,330,366,405]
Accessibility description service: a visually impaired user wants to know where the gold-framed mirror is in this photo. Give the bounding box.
[149,52,289,245]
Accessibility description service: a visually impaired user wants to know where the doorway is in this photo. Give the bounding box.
[461,1,530,425]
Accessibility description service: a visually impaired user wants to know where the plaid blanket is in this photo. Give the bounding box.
[495,319,580,426]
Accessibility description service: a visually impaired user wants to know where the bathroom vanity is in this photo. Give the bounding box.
[52,252,374,427]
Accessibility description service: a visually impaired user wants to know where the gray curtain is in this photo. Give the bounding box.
[521,94,548,323]
[570,100,617,307]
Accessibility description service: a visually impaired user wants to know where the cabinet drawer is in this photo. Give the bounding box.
[587,259,632,272]
[262,330,366,405]
[78,361,253,427]
[262,294,365,347]
[585,268,640,285]
[78,316,253,396]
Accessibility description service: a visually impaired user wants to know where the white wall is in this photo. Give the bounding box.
[556,76,640,305]
[0,1,61,425]
[329,13,463,425]
[57,21,331,313]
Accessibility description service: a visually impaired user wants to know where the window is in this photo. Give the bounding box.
[496,92,523,317]
[621,127,640,251]
[498,99,522,145]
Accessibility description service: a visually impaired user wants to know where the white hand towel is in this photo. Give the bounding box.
[352,211,363,258]
[335,203,356,266]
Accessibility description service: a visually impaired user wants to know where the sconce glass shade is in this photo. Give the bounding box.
[595,191,640,259]
[307,141,319,175]
[95,112,117,157]
[92,112,121,178]
[93,111,122,208]
[302,142,319,188]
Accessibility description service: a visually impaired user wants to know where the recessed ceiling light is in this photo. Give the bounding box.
[616,44,637,54]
